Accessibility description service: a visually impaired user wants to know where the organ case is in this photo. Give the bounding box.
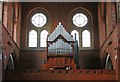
[46,22,76,69]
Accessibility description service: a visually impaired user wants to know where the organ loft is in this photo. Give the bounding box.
[1,2,120,81]
[46,22,77,70]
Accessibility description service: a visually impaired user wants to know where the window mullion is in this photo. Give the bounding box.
[79,29,82,48]
[38,29,40,47]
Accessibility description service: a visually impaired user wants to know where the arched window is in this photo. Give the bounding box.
[26,7,50,49]
[68,7,94,49]
[29,30,37,47]
[71,30,79,46]
[40,30,48,47]
[82,30,90,47]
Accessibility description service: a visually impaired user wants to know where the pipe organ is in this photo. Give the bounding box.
[48,38,73,54]
[46,22,76,69]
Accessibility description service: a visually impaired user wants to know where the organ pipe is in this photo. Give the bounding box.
[47,22,75,54]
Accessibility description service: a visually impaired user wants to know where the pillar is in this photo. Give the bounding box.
[0,2,3,81]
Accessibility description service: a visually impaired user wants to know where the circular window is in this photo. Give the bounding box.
[72,13,88,27]
[31,13,47,27]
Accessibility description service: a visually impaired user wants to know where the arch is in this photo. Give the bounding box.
[68,7,93,29]
[26,6,52,20]
[68,7,94,25]
[82,30,90,47]
[26,6,52,48]
[29,30,37,47]
[6,54,15,70]
[105,54,113,70]
[40,30,48,47]
[67,7,94,50]
[26,6,53,30]
[71,30,79,46]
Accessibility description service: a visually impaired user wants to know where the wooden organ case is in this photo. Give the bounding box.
[46,22,76,69]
